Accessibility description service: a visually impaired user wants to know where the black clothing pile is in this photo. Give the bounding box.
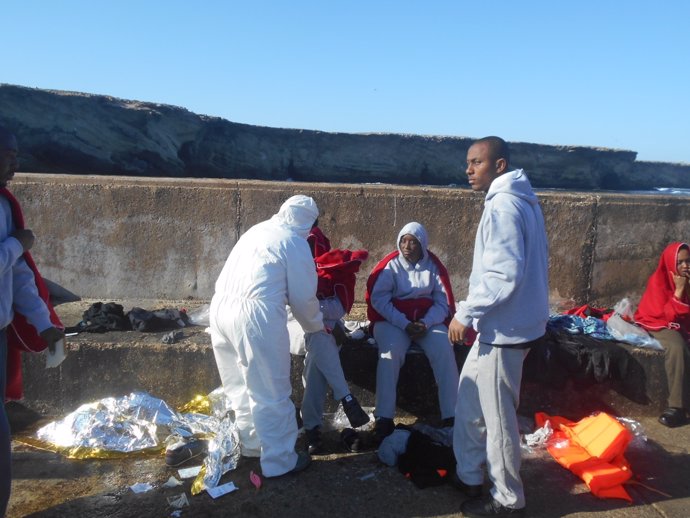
[127,307,189,332]
[524,327,631,389]
[397,428,456,489]
[66,302,190,334]
[65,302,131,333]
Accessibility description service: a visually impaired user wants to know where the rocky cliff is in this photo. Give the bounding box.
[1,83,688,190]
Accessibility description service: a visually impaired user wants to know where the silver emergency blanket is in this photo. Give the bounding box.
[34,387,241,488]
[36,392,179,452]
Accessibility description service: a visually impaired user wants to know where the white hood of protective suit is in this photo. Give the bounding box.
[271,195,319,239]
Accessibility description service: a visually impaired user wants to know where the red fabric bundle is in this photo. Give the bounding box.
[314,248,369,313]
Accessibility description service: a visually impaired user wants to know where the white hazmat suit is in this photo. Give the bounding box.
[210,195,324,477]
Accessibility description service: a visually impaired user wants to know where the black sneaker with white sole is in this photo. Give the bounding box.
[341,394,370,428]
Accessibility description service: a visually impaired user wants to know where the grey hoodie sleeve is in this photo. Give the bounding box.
[455,205,526,325]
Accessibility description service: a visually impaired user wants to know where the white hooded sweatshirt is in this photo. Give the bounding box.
[454,169,549,345]
[370,221,450,330]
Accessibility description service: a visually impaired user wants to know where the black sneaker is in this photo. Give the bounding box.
[449,471,482,498]
[165,439,209,467]
[341,394,370,428]
[341,428,362,452]
[305,426,324,455]
[461,497,525,518]
[372,417,395,444]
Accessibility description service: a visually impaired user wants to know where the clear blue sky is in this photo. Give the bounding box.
[2,1,689,163]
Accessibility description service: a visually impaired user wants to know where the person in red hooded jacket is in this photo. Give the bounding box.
[634,242,690,428]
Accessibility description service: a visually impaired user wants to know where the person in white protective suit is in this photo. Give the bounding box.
[210,195,323,477]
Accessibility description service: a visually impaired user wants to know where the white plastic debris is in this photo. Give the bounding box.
[45,338,66,368]
[163,476,183,488]
[207,481,238,499]
[129,482,154,493]
[166,492,189,508]
[178,465,202,479]
[524,420,553,448]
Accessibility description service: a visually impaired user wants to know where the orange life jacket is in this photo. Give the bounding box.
[535,411,633,502]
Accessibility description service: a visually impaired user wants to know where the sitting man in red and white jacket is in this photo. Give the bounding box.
[366,221,460,443]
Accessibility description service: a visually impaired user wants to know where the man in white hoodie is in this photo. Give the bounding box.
[448,137,549,518]
[210,195,324,478]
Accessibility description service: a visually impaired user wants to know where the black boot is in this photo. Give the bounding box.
[341,394,370,428]
[658,407,688,428]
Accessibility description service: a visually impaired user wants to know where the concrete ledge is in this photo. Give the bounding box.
[21,322,667,420]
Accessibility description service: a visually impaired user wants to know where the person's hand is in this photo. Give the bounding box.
[448,318,467,345]
[40,326,64,353]
[672,272,688,299]
[405,321,427,340]
[11,228,35,252]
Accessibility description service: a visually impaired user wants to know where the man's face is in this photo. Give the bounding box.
[0,134,18,188]
[399,234,423,264]
[465,142,505,192]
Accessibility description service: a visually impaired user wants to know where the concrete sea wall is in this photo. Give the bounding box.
[13,173,690,308]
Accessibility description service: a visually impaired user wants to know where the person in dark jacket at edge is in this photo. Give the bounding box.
[0,126,64,517]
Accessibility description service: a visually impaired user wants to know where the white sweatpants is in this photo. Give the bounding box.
[453,341,528,509]
[301,331,350,429]
[210,295,299,477]
[300,297,350,430]
[374,321,459,419]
